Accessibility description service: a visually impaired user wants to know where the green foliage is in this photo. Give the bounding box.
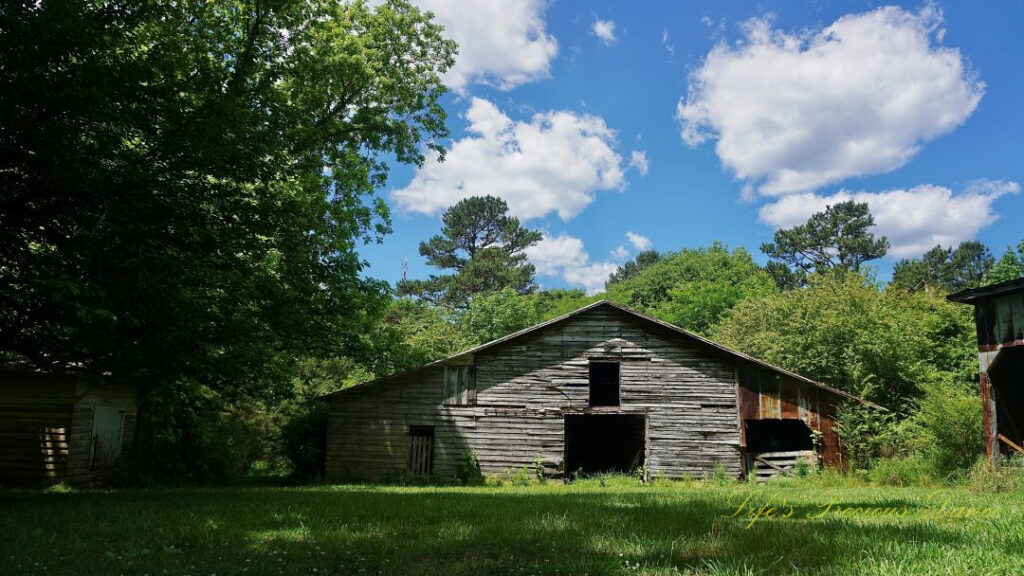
[913,381,984,473]
[891,241,994,292]
[397,196,543,308]
[838,399,908,470]
[532,455,548,484]
[456,450,482,485]
[712,462,730,484]
[606,250,663,287]
[967,454,1024,492]
[506,467,531,486]
[280,403,328,481]
[605,243,776,335]
[373,299,473,370]
[867,454,939,487]
[761,200,889,287]
[988,240,1024,284]
[140,385,267,484]
[460,288,544,344]
[712,270,976,409]
[457,288,598,346]
[0,0,456,477]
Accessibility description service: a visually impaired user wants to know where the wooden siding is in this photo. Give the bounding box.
[0,374,75,483]
[736,367,845,469]
[0,372,137,485]
[327,305,744,480]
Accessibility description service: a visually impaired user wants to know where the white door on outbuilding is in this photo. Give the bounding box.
[90,406,125,470]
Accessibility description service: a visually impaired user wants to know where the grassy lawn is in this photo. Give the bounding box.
[1,478,1022,576]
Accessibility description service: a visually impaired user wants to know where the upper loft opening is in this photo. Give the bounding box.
[589,361,620,407]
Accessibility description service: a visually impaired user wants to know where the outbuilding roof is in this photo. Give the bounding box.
[947,277,1024,304]
[326,299,881,409]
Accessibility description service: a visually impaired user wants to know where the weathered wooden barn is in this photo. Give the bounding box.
[0,370,138,485]
[326,300,874,481]
[949,278,1024,462]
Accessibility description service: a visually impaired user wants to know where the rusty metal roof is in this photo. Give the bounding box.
[948,277,1024,304]
[325,299,882,409]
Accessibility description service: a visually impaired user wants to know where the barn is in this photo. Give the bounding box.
[948,277,1024,462]
[326,300,874,481]
[0,369,138,485]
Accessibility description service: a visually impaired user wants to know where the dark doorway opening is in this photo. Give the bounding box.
[589,362,620,407]
[744,419,813,453]
[989,347,1024,456]
[564,414,645,474]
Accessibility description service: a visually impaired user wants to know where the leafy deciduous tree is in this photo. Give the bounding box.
[605,243,776,335]
[0,0,456,471]
[711,270,976,411]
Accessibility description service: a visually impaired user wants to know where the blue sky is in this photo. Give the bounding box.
[362,1,1024,293]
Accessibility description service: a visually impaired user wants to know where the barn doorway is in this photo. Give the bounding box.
[744,419,815,480]
[564,414,645,475]
[745,419,814,453]
[989,347,1024,456]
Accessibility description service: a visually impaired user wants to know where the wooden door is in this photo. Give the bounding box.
[90,406,125,470]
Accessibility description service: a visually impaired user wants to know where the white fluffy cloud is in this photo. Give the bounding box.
[526,233,621,295]
[415,0,558,93]
[625,232,652,251]
[610,245,630,260]
[678,5,984,196]
[592,19,617,44]
[393,98,640,221]
[758,180,1020,258]
[627,150,649,176]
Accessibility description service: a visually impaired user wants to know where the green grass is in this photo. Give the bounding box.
[2,478,1023,575]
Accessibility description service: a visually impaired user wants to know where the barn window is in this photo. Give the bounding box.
[407,425,435,476]
[589,361,620,407]
[442,364,476,406]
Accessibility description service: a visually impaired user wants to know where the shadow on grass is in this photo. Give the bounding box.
[0,486,1014,576]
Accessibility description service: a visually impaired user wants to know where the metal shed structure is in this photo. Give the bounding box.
[949,278,1024,461]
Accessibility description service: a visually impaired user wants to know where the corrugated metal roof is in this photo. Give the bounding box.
[947,277,1024,304]
[325,299,882,409]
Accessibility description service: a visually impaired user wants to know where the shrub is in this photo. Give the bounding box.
[532,455,547,484]
[457,450,482,485]
[280,401,328,480]
[794,457,810,478]
[836,399,909,469]
[912,381,984,473]
[712,462,730,484]
[512,467,531,486]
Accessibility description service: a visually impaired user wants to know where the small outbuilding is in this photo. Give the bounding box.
[325,300,876,481]
[949,278,1024,461]
[0,369,138,485]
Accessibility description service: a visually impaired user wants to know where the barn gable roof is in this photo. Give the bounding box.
[326,300,879,408]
